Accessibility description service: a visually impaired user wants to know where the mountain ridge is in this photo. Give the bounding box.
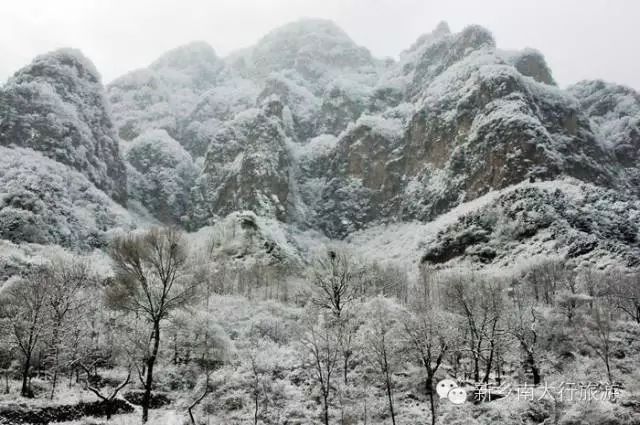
[1,19,640,271]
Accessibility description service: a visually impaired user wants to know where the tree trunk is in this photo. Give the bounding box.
[323,392,330,425]
[21,353,32,397]
[427,376,436,425]
[50,320,62,399]
[254,389,259,425]
[142,321,161,423]
[363,397,368,425]
[605,357,612,384]
[106,401,113,420]
[473,354,480,383]
[483,343,494,383]
[385,370,396,425]
[525,351,541,386]
[343,353,350,385]
[50,366,58,400]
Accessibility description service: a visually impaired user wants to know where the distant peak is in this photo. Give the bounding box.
[405,21,454,53]
[433,21,451,36]
[458,25,496,49]
[151,41,219,70]
[404,22,493,58]
[12,47,101,84]
[256,18,355,47]
[268,18,347,36]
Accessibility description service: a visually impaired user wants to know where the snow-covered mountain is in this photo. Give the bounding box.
[2,19,640,271]
[0,49,128,202]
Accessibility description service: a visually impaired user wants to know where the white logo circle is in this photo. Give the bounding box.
[436,379,458,399]
[436,379,467,404]
[447,387,467,405]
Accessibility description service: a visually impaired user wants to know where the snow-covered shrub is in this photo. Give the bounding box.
[0,147,138,249]
[125,129,198,226]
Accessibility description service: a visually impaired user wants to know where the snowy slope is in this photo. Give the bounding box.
[343,179,640,274]
[0,147,144,249]
[2,19,640,274]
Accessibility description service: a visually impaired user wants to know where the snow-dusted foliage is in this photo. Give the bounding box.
[107,41,225,143]
[0,48,127,202]
[422,180,640,269]
[107,68,176,140]
[3,19,640,276]
[182,77,259,157]
[3,18,640,425]
[0,147,138,249]
[124,129,198,226]
[569,80,640,164]
[257,72,321,141]
[189,210,303,266]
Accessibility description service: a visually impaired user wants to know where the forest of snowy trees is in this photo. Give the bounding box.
[1,225,639,424]
[2,8,640,424]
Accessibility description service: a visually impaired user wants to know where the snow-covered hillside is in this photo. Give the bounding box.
[2,19,640,272]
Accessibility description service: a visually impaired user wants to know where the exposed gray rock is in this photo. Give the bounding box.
[192,99,291,224]
[0,48,128,203]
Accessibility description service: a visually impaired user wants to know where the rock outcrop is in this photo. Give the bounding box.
[3,20,640,269]
[0,49,127,203]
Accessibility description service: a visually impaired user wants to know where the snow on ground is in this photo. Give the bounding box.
[342,178,586,276]
[56,409,181,425]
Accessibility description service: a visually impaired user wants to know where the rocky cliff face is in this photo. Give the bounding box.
[3,20,640,269]
[0,49,128,203]
[317,25,621,237]
[191,99,292,224]
[103,20,640,249]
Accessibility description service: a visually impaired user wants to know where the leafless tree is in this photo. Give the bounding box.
[301,310,340,425]
[80,362,131,420]
[507,284,543,385]
[363,297,403,425]
[311,249,363,385]
[403,305,457,425]
[106,227,194,423]
[0,270,51,397]
[581,300,616,384]
[606,270,640,323]
[46,256,93,399]
[445,273,505,383]
[526,259,566,305]
[311,249,362,318]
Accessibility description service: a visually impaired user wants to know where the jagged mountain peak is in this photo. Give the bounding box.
[503,47,555,85]
[229,18,375,86]
[396,24,496,100]
[0,48,127,203]
[403,21,451,55]
[10,48,102,86]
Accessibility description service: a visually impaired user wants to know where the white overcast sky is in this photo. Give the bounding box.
[1,0,639,89]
